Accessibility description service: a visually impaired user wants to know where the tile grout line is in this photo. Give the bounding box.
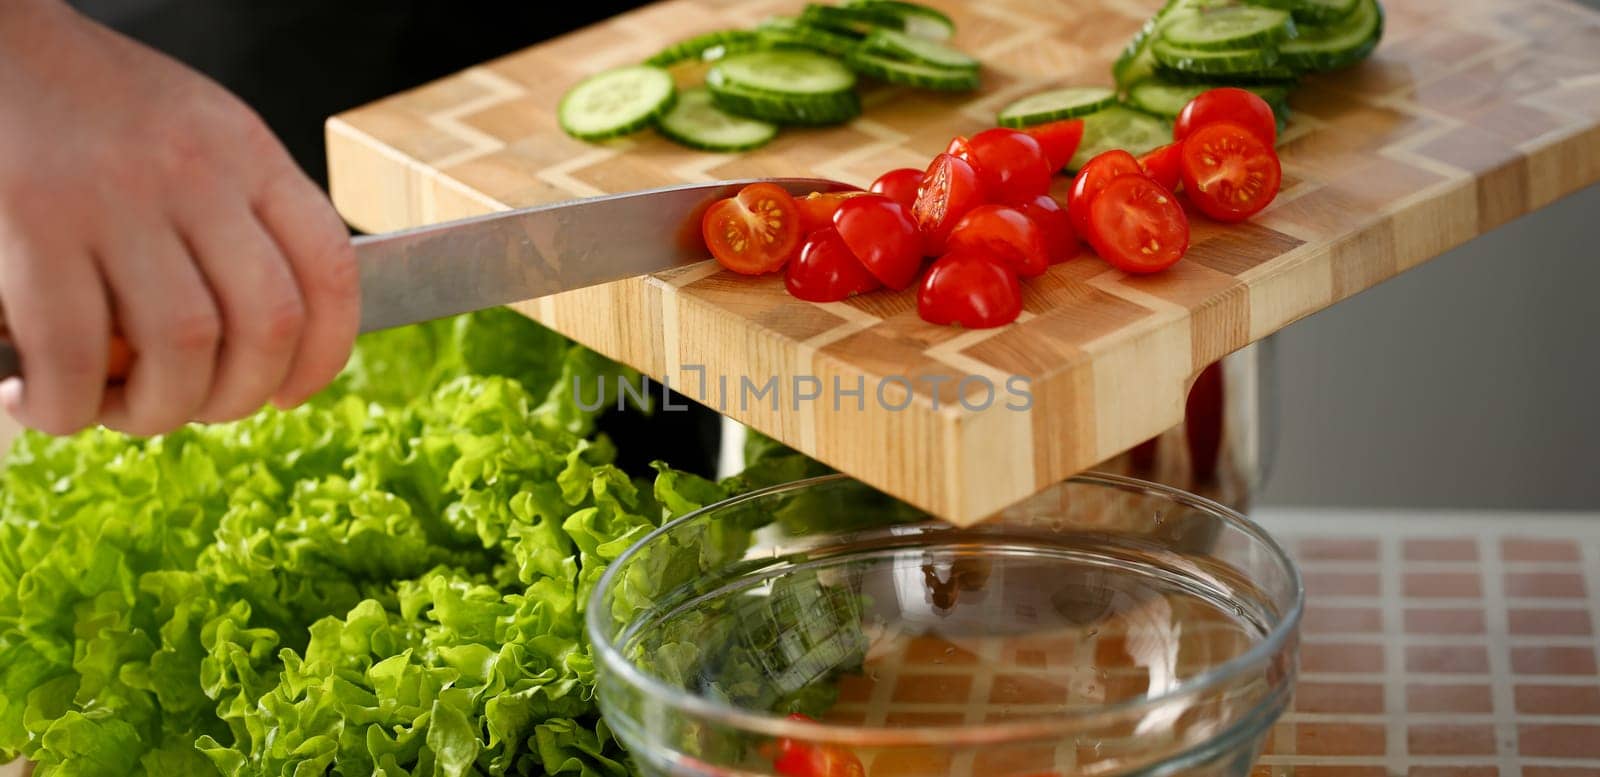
[1480,532,1524,777]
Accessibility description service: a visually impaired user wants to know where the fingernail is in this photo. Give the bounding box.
[0,378,21,413]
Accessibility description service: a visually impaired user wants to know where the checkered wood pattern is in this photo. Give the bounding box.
[326,0,1600,525]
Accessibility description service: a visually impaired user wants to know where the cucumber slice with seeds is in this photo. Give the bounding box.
[756,17,859,56]
[1152,38,1282,75]
[861,29,979,71]
[558,65,676,141]
[707,72,862,125]
[844,50,980,90]
[1249,0,1360,24]
[714,50,857,96]
[657,87,778,151]
[645,30,762,66]
[799,4,902,37]
[844,0,956,40]
[1278,0,1383,72]
[1067,105,1172,172]
[1160,5,1295,51]
[996,86,1118,128]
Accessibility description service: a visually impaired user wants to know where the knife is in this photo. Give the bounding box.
[0,177,847,381]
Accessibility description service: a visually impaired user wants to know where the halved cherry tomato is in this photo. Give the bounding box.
[833,194,923,290]
[1174,87,1278,148]
[947,204,1049,278]
[1137,142,1183,193]
[702,183,805,275]
[968,128,1053,203]
[771,714,866,777]
[785,228,882,302]
[1025,118,1086,172]
[912,152,986,256]
[945,135,979,170]
[796,191,869,233]
[1067,149,1143,240]
[869,168,924,211]
[1015,194,1082,264]
[918,251,1024,329]
[1086,174,1190,274]
[1179,120,1282,222]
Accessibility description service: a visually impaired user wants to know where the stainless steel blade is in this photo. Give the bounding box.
[353,177,849,333]
[0,178,849,381]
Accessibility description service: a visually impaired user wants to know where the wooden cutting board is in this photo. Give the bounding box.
[326,0,1600,525]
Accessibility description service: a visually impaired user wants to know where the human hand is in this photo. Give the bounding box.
[0,0,359,436]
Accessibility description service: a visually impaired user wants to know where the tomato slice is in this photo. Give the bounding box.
[918,251,1024,329]
[833,194,923,290]
[797,191,869,234]
[1086,174,1190,274]
[1025,118,1086,172]
[869,168,924,211]
[772,714,866,777]
[1067,149,1143,240]
[947,204,1049,278]
[1137,142,1183,193]
[1015,194,1081,264]
[1174,87,1277,148]
[968,128,1054,203]
[1179,121,1282,223]
[945,135,979,168]
[785,227,882,302]
[912,152,986,256]
[702,183,805,275]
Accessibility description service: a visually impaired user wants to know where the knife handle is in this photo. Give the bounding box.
[0,338,133,383]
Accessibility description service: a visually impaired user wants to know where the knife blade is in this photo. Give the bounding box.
[0,177,848,381]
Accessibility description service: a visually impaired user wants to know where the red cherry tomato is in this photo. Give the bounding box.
[796,191,869,233]
[1067,149,1143,240]
[918,251,1024,329]
[1015,194,1081,264]
[945,135,979,168]
[1086,174,1190,274]
[1174,87,1278,148]
[701,183,805,275]
[785,227,882,302]
[772,715,866,777]
[1179,121,1283,222]
[833,194,923,290]
[968,128,1054,203]
[912,152,986,256]
[869,168,924,211]
[1024,118,1086,172]
[947,204,1049,278]
[1137,142,1183,193]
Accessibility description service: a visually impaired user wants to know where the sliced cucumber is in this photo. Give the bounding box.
[1067,105,1172,172]
[1113,0,1230,89]
[844,0,956,41]
[996,86,1117,128]
[558,65,676,141]
[799,4,902,38]
[1278,0,1383,72]
[656,87,778,151]
[1152,38,1283,75]
[756,17,859,57]
[707,72,862,125]
[713,50,858,96]
[860,29,978,71]
[844,50,981,90]
[1159,5,1295,51]
[1249,0,1361,24]
[645,30,762,66]
[1126,78,1290,119]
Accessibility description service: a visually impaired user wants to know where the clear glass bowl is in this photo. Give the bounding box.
[588,473,1302,777]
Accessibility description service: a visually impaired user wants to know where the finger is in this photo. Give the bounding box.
[0,234,110,435]
[178,196,305,422]
[95,223,221,436]
[254,167,358,408]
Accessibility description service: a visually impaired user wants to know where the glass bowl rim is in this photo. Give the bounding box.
[585,471,1305,747]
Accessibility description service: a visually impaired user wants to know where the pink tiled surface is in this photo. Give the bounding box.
[1249,510,1600,776]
